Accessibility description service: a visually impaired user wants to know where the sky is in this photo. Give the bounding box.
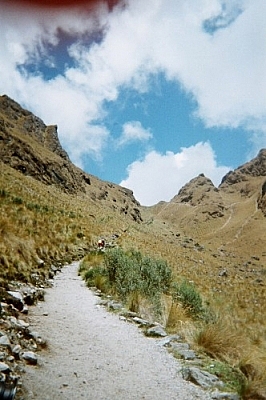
[0,0,265,206]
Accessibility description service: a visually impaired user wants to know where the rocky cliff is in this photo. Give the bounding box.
[168,150,266,219]
[0,95,142,222]
[220,149,266,215]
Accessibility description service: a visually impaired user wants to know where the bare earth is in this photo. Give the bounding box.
[22,262,212,400]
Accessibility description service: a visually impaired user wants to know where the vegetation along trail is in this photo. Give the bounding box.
[22,262,212,400]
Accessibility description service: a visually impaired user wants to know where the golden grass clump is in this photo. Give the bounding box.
[237,352,266,399]
[166,301,192,333]
[126,290,143,313]
[0,165,105,284]
[194,317,248,361]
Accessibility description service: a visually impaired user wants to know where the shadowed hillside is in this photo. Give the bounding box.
[0,95,142,222]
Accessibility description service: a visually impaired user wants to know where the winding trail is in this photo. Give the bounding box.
[22,262,211,400]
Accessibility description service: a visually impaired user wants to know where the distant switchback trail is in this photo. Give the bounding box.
[22,262,211,399]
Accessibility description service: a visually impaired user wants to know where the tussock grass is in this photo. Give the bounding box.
[238,352,266,399]
[166,302,192,333]
[188,316,266,397]
[194,317,247,361]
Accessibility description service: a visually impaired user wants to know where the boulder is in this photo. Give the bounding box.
[146,325,167,337]
[0,362,10,374]
[22,351,38,365]
[6,291,24,311]
[0,335,11,349]
[182,367,224,389]
[132,317,152,327]
[211,391,240,400]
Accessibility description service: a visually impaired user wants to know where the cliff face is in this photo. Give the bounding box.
[219,149,266,214]
[0,95,69,160]
[220,149,266,185]
[0,95,87,193]
[0,95,142,222]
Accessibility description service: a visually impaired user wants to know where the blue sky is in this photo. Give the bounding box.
[0,0,265,205]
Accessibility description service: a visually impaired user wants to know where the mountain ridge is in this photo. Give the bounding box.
[0,94,142,222]
[1,95,265,399]
[1,93,266,275]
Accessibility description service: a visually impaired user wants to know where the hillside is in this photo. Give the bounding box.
[147,150,266,257]
[1,93,265,297]
[0,95,142,222]
[0,95,266,398]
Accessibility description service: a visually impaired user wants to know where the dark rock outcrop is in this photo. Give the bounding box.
[220,149,266,198]
[171,174,225,218]
[172,174,219,205]
[221,150,266,186]
[0,95,88,194]
[0,95,69,160]
[0,95,142,222]
[258,179,266,216]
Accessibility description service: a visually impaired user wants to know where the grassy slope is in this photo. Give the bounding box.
[1,151,265,397]
[141,184,266,336]
[0,161,133,285]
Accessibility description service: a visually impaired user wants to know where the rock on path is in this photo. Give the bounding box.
[22,262,212,399]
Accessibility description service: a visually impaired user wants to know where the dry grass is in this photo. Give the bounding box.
[1,159,266,397]
[194,317,248,361]
[0,163,104,284]
[238,353,266,399]
[166,301,192,333]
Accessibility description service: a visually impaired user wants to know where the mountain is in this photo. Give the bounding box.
[0,95,142,222]
[171,173,225,218]
[146,147,266,265]
[1,93,265,266]
[1,95,265,398]
[220,148,266,216]
[0,93,265,303]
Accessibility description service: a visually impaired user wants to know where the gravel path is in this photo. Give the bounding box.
[22,262,212,399]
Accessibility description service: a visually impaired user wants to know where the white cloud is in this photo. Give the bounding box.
[0,0,265,182]
[120,142,231,206]
[117,121,152,146]
[1,0,265,133]
[0,3,111,166]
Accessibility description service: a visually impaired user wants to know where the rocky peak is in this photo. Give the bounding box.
[219,149,266,206]
[170,174,225,218]
[0,95,69,160]
[0,95,142,222]
[171,174,219,206]
[220,149,266,187]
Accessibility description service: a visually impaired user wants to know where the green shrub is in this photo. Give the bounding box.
[204,359,245,393]
[171,279,204,318]
[12,196,23,205]
[81,247,172,317]
[104,248,172,299]
[84,265,107,282]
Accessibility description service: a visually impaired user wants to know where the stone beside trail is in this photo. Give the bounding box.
[21,262,214,400]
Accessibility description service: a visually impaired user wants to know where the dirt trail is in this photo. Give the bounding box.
[22,262,211,400]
